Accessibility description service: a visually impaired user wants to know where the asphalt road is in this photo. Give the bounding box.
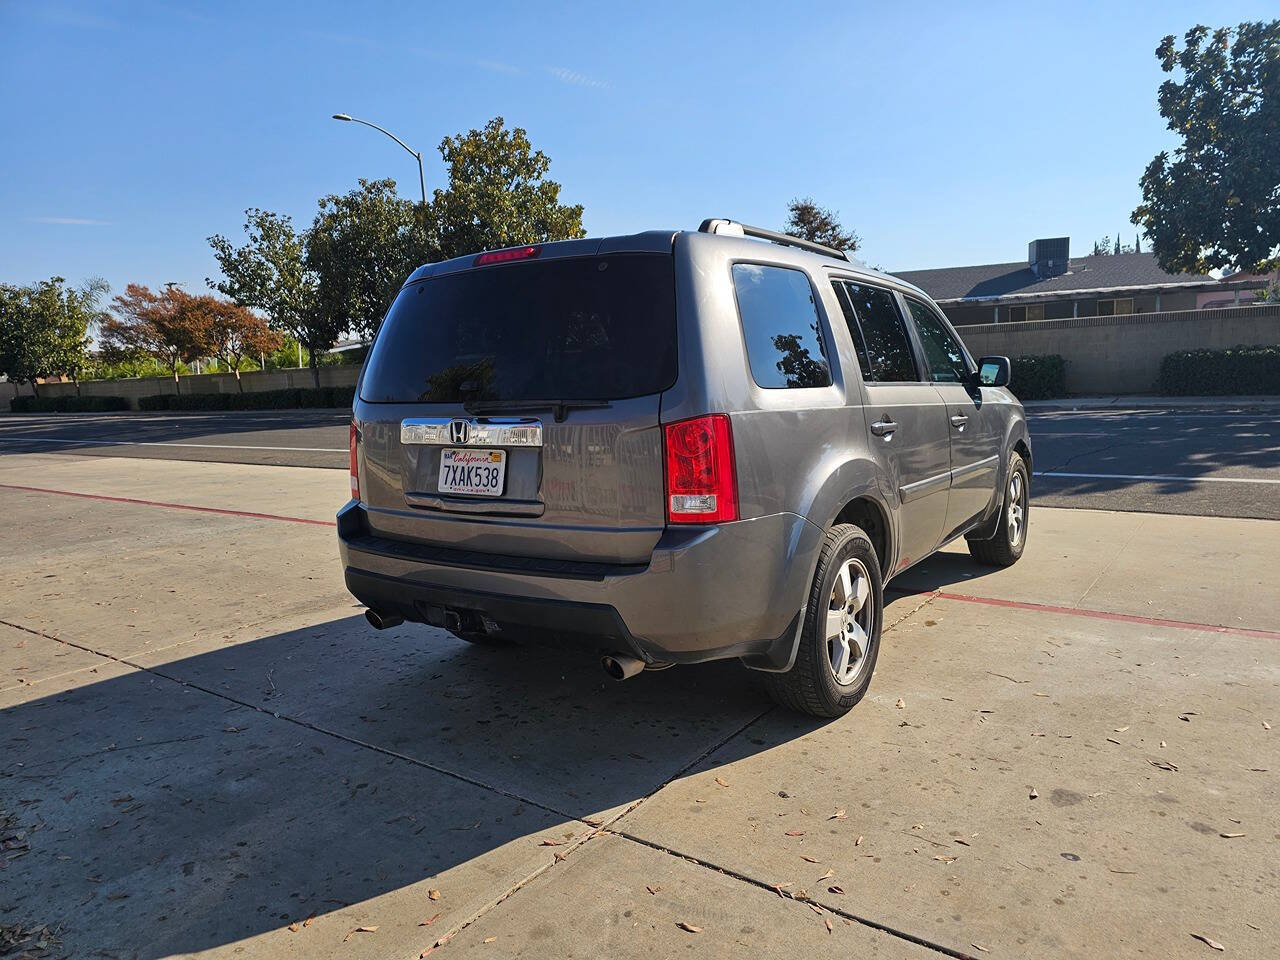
[1,406,1277,518]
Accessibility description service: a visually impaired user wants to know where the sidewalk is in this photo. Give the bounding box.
[1023,394,1280,412]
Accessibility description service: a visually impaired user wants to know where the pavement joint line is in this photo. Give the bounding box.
[1072,513,1146,609]
[883,588,1280,640]
[0,483,338,527]
[604,827,982,960]
[0,436,347,453]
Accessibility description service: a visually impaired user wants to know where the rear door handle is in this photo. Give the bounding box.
[871,418,898,437]
[950,413,968,429]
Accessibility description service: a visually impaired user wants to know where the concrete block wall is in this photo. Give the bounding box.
[955,305,1279,395]
[3,365,360,411]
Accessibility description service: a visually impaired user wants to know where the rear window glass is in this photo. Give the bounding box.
[731,263,832,389]
[360,254,677,403]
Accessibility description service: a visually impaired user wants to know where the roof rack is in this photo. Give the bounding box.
[697,218,850,262]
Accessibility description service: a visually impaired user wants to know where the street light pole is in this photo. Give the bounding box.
[331,113,427,216]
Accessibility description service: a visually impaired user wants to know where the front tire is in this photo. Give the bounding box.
[763,523,883,718]
[967,452,1029,567]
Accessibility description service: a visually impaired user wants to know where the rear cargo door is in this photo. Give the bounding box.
[355,250,677,565]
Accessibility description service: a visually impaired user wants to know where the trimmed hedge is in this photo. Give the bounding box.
[1158,345,1280,396]
[9,395,131,413]
[1010,354,1068,400]
[138,386,355,411]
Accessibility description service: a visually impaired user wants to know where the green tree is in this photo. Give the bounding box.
[1132,22,1280,276]
[431,116,585,261]
[783,198,860,252]
[208,210,338,388]
[305,178,423,343]
[1091,235,1137,256]
[0,277,103,397]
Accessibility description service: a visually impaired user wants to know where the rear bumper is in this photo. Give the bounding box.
[337,501,821,669]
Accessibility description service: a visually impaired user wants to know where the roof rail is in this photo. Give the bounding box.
[697,218,850,262]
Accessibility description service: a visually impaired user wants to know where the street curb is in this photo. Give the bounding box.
[1023,395,1280,412]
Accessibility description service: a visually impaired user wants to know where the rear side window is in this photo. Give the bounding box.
[833,282,919,383]
[905,298,970,384]
[731,264,832,389]
[360,254,677,403]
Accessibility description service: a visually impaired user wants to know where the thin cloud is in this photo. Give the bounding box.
[27,217,112,226]
[475,58,522,75]
[547,66,608,89]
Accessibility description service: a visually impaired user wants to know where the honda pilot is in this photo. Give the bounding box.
[338,220,1032,717]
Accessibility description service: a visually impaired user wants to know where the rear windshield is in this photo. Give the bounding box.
[360,253,677,403]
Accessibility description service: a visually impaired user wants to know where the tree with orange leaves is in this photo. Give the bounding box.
[197,298,281,391]
[101,285,208,393]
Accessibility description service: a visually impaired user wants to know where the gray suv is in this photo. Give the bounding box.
[338,219,1031,717]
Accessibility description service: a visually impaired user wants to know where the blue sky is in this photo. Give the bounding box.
[1,0,1272,298]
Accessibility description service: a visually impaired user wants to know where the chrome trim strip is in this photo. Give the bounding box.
[899,470,951,504]
[950,454,999,482]
[400,417,543,447]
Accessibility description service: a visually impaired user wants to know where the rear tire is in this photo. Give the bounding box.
[763,524,883,718]
[967,452,1029,567]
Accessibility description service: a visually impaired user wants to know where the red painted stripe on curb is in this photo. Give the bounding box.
[0,482,337,527]
[889,586,1280,641]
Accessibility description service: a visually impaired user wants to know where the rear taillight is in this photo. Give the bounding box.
[349,420,360,500]
[664,414,737,524]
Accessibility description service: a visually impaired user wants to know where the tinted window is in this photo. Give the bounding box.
[833,282,919,382]
[731,263,831,389]
[906,298,969,383]
[361,254,677,403]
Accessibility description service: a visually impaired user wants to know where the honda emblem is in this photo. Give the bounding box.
[448,419,471,445]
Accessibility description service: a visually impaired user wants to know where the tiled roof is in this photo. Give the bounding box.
[895,252,1216,303]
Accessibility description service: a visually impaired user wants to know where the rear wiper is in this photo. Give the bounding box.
[462,398,612,423]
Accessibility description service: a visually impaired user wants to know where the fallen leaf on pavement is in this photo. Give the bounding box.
[972,943,990,952]
[418,914,442,927]
[714,777,729,787]
[829,808,846,820]
[303,914,315,928]
[1148,759,1179,772]
[483,937,496,943]
[539,839,567,846]
[855,835,863,846]
[802,855,820,863]
[1106,738,1121,745]
[1220,832,1245,838]
[1263,721,1271,730]
[1114,726,1129,733]
[825,916,833,934]
[827,885,845,895]
[818,869,835,881]
[428,889,441,901]
[934,855,957,862]
[1029,788,1039,800]
[1190,933,1224,951]
[646,885,662,895]
[676,921,701,933]
[785,830,805,837]
[288,922,300,933]
[1160,741,1167,748]
[954,838,970,846]
[343,926,378,942]
[895,698,905,709]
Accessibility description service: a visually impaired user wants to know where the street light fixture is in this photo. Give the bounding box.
[330,113,427,212]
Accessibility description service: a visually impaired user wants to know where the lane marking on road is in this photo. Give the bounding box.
[1035,470,1280,485]
[0,436,345,453]
[890,587,1280,641]
[0,483,337,526]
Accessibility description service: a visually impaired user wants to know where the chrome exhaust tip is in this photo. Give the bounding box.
[601,653,645,681]
[365,609,404,631]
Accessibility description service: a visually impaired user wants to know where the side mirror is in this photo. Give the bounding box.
[976,356,1011,387]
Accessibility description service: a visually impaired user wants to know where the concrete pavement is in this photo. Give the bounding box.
[1,452,1277,958]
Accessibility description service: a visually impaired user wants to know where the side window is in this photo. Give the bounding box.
[905,298,970,384]
[731,263,832,389]
[833,281,919,382]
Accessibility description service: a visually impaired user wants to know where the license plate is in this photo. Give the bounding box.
[438,448,506,497]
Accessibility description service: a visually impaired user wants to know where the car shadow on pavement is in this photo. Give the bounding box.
[1,613,814,957]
